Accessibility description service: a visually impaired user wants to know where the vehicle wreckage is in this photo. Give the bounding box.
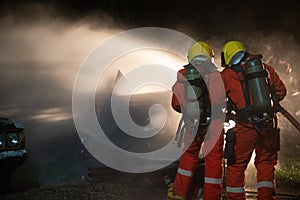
[0,117,27,193]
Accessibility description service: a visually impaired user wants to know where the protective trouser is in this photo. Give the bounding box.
[226,123,279,200]
[173,126,224,200]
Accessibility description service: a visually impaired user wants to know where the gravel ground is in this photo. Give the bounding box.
[0,167,177,200]
[0,181,129,200]
[1,166,300,200]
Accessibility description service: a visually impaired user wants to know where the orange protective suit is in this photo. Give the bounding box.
[221,63,287,200]
[171,66,226,200]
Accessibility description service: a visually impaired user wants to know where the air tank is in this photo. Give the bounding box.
[245,58,272,114]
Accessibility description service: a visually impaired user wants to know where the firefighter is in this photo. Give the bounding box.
[168,41,226,200]
[220,41,287,200]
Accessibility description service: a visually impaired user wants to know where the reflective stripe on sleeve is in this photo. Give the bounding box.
[257,181,274,188]
[204,177,223,184]
[226,186,245,193]
[177,168,193,177]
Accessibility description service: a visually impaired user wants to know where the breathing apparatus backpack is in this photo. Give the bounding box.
[245,57,272,115]
[184,63,211,134]
[230,54,275,128]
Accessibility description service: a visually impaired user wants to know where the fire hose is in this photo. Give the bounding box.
[278,104,300,132]
[172,116,185,147]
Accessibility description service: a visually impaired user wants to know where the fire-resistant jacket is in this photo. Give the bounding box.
[221,62,287,200]
[171,66,226,200]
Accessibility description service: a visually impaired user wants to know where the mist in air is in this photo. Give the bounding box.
[0,0,299,192]
[0,2,125,189]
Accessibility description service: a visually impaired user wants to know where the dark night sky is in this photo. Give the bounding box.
[1,0,300,40]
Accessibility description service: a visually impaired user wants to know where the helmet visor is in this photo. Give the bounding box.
[230,51,246,65]
[190,55,211,64]
[191,55,216,72]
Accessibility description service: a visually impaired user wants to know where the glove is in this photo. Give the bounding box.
[224,129,236,162]
[272,94,282,113]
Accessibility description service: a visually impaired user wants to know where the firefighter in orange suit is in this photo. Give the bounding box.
[220,41,287,200]
[168,41,226,200]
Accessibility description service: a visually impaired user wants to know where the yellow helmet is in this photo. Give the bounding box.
[221,41,246,67]
[188,41,214,63]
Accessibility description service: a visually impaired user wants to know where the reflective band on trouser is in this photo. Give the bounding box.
[226,186,245,193]
[204,177,223,184]
[177,168,193,177]
[257,181,274,188]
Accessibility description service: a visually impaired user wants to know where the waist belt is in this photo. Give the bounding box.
[235,107,274,129]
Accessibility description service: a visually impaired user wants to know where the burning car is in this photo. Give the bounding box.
[0,117,27,193]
